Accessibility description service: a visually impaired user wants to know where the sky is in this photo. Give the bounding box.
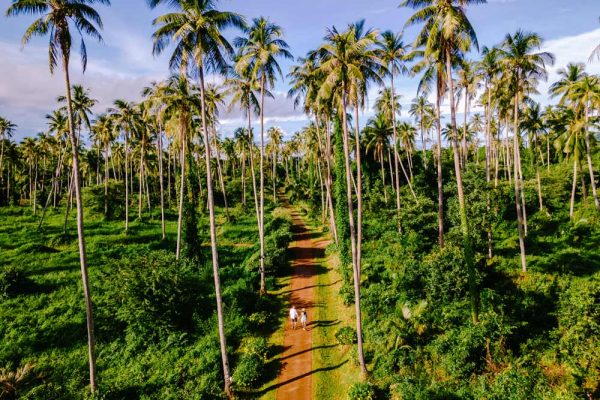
[1,0,600,142]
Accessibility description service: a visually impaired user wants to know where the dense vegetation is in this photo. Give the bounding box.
[1,0,599,399]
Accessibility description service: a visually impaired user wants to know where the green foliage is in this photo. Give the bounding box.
[107,251,204,343]
[0,265,28,298]
[232,353,262,389]
[82,181,124,219]
[347,382,376,400]
[335,326,357,345]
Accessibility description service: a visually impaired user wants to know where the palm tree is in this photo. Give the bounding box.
[403,0,485,324]
[92,113,114,215]
[498,30,554,273]
[397,121,417,179]
[409,95,434,166]
[456,59,480,167]
[316,22,377,375]
[234,17,292,295]
[142,81,167,238]
[6,0,110,392]
[363,114,392,203]
[109,99,139,231]
[225,68,263,223]
[553,66,600,212]
[0,117,17,188]
[267,126,283,200]
[288,55,339,242]
[522,102,547,212]
[376,30,410,216]
[149,1,245,395]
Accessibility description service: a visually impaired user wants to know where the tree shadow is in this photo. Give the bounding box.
[257,360,348,396]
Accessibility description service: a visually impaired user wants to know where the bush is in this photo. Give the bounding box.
[348,382,376,400]
[108,251,205,343]
[335,326,357,345]
[0,265,28,297]
[232,353,262,389]
[83,181,125,219]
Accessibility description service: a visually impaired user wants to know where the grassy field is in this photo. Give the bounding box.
[0,202,290,398]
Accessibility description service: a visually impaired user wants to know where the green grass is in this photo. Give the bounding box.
[312,247,359,399]
[0,203,278,398]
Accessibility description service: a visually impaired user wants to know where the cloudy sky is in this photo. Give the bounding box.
[1,0,599,141]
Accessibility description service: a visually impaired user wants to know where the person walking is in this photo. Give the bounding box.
[300,308,308,330]
[289,305,298,330]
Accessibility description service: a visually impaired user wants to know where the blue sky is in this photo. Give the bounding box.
[1,0,599,141]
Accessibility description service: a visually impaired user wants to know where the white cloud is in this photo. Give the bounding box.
[538,28,600,99]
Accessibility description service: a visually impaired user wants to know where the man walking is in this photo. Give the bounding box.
[289,305,298,330]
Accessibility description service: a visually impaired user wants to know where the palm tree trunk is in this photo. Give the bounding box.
[259,72,266,295]
[446,53,478,323]
[583,105,600,210]
[63,56,97,394]
[485,86,492,259]
[247,111,262,251]
[353,104,363,279]
[272,150,277,202]
[138,140,144,219]
[316,116,338,243]
[241,148,246,206]
[104,145,109,215]
[516,143,527,236]
[341,87,367,376]
[462,89,469,168]
[390,75,402,224]
[33,158,38,215]
[158,126,166,239]
[570,159,577,220]
[387,147,395,196]
[199,67,232,398]
[380,148,387,203]
[512,92,527,273]
[213,127,229,220]
[124,131,129,231]
[175,118,186,260]
[435,80,444,247]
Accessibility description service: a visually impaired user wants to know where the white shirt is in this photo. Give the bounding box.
[289,308,298,319]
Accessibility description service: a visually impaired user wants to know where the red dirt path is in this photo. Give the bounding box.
[275,209,327,400]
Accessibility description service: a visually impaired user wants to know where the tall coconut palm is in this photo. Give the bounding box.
[498,30,554,273]
[142,81,167,239]
[554,67,600,212]
[234,17,292,295]
[409,95,434,166]
[288,55,339,243]
[267,126,283,200]
[316,23,377,375]
[363,114,392,203]
[225,68,264,224]
[109,99,139,232]
[0,117,17,187]
[6,0,110,392]
[522,102,547,212]
[376,30,410,215]
[149,1,244,395]
[92,113,114,215]
[403,0,485,324]
[456,59,480,167]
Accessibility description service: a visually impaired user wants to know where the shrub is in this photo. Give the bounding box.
[232,353,262,389]
[108,251,205,343]
[83,181,125,219]
[0,265,29,297]
[348,382,376,400]
[335,326,357,345]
